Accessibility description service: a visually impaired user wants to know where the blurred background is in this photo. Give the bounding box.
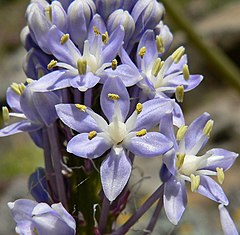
[0,0,239,234]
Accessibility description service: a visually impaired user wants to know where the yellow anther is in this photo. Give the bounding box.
[60,34,70,45]
[37,68,45,78]
[216,167,224,184]
[136,103,143,114]
[77,58,87,75]
[176,125,188,141]
[33,227,39,235]
[47,60,57,70]
[175,85,184,102]
[136,129,147,137]
[2,106,9,124]
[26,78,34,84]
[190,174,200,192]
[138,47,146,59]
[44,6,52,22]
[18,83,26,94]
[88,131,97,140]
[172,46,185,64]
[102,31,109,45]
[182,64,190,81]
[151,58,162,77]
[160,61,165,69]
[75,104,87,112]
[176,153,185,169]
[93,26,100,36]
[156,35,165,53]
[108,93,120,100]
[112,59,118,70]
[203,119,214,137]
[10,82,21,95]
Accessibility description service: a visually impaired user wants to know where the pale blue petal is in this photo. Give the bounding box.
[197,175,229,205]
[163,177,187,225]
[100,148,132,201]
[6,87,22,113]
[124,132,172,157]
[55,104,100,133]
[67,133,112,158]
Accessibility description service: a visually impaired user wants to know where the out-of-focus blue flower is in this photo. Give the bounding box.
[56,77,174,201]
[159,113,238,225]
[8,199,76,235]
[218,204,239,235]
[0,82,60,147]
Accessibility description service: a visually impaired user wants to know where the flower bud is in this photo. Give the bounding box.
[107,9,135,46]
[68,0,96,49]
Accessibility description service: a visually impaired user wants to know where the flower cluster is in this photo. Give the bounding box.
[1,0,239,234]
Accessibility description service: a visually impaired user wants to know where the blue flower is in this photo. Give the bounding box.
[8,199,76,235]
[56,77,174,201]
[159,113,238,225]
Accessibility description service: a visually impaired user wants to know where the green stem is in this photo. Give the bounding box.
[161,0,240,93]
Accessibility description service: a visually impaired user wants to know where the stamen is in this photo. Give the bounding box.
[88,131,97,140]
[136,129,147,137]
[10,82,21,95]
[37,68,44,78]
[108,93,120,100]
[175,85,184,102]
[44,6,52,22]
[176,125,188,141]
[176,153,185,169]
[172,46,185,64]
[136,103,143,114]
[47,60,57,70]
[182,64,190,81]
[203,119,214,137]
[18,83,26,94]
[112,59,118,70]
[60,34,70,45]
[93,26,100,36]
[151,58,162,77]
[190,174,200,192]
[138,47,146,59]
[102,31,109,45]
[2,106,9,124]
[216,167,224,184]
[156,35,165,53]
[77,58,87,75]
[26,78,34,84]
[75,104,87,112]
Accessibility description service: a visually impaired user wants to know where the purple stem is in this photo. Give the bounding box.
[47,122,68,209]
[112,184,164,235]
[143,197,163,235]
[98,196,110,234]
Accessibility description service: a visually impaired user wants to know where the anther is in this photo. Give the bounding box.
[190,174,200,192]
[108,93,120,100]
[18,83,26,94]
[77,58,87,75]
[156,35,165,53]
[93,26,100,36]
[44,6,52,22]
[47,60,57,70]
[102,31,109,45]
[203,119,214,137]
[216,167,224,184]
[136,129,147,137]
[176,153,185,169]
[75,104,87,112]
[176,125,188,141]
[138,47,146,59]
[151,58,162,77]
[88,131,97,140]
[112,59,118,70]
[60,34,70,45]
[182,64,190,81]
[37,68,44,78]
[26,78,34,84]
[2,106,9,124]
[136,103,143,114]
[10,82,21,95]
[172,46,185,64]
[175,85,184,102]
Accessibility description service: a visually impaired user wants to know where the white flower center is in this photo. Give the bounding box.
[108,121,128,145]
[179,154,203,176]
